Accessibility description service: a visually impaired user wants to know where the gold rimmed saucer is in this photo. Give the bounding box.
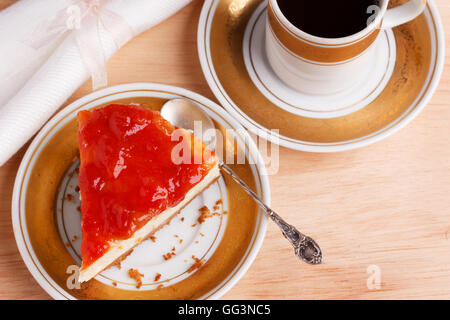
[12,83,270,300]
[197,0,445,151]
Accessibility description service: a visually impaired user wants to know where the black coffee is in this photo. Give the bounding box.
[276,0,380,38]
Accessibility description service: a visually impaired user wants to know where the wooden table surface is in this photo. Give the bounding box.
[1,0,449,300]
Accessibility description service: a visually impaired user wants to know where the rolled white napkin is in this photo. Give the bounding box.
[0,0,73,107]
[0,0,192,166]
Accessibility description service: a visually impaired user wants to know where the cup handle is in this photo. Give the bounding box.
[381,0,426,29]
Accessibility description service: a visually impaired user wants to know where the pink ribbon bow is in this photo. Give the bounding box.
[25,0,134,90]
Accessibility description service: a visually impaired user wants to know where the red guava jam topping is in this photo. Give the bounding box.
[77,104,217,267]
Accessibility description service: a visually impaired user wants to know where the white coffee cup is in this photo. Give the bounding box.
[266,0,426,95]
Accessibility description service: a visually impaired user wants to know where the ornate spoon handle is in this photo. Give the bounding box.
[219,162,322,264]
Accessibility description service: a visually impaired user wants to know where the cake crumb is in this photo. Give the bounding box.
[128,268,144,289]
[200,233,204,237]
[163,252,176,261]
[157,284,164,290]
[154,273,161,282]
[213,199,223,214]
[149,235,156,242]
[112,281,117,287]
[72,235,78,242]
[112,249,134,270]
[179,239,183,244]
[187,255,204,273]
[65,242,70,247]
[197,206,211,223]
[197,205,220,224]
[180,217,185,222]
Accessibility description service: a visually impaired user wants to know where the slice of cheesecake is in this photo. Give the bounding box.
[77,104,220,283]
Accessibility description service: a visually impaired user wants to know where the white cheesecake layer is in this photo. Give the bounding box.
[78,164,220,283]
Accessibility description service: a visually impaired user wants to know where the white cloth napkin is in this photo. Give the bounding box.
[0,0,73,108]
[0,0,192,166]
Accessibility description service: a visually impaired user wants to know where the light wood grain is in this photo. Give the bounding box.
[0,0,449,300]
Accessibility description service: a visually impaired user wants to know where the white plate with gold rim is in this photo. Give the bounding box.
[197,0,445,151]
[12,83,269,300]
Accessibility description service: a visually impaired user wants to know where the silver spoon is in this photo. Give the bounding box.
[161,99,323,265]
